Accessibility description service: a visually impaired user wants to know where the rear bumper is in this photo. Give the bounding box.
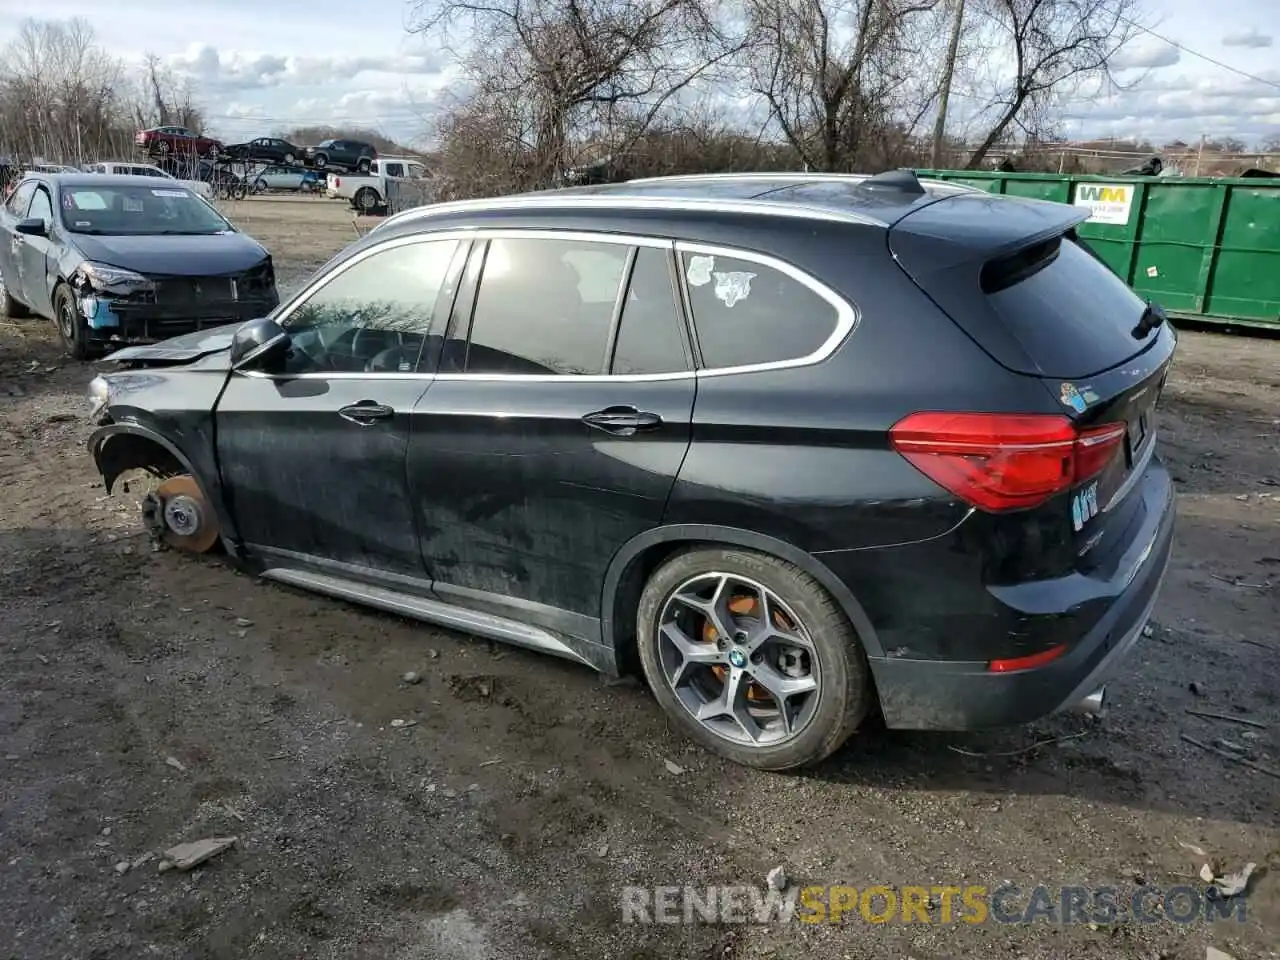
[869,458,1176,731]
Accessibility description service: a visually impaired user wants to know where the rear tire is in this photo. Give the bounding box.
[636,547,873,771]
[313,153,328,169]
[53,284,95,361]
[354,187,379,213]
[357,157,372,174]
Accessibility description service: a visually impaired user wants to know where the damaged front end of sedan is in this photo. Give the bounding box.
[70,259,278,349]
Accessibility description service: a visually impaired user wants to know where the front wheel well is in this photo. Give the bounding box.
[94,433,185,493]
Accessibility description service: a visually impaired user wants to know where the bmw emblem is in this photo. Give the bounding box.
[728,649,747,669]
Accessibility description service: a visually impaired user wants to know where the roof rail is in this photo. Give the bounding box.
[376,192,885,232]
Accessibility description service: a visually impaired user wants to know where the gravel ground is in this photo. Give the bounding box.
[0,197,1276,960]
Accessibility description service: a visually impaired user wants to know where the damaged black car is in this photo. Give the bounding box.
[0,173,278,359]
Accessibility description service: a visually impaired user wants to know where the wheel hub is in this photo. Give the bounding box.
[728,648,747,668]
[141,475,220,553]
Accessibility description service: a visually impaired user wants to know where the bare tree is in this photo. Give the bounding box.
[743,0,945,172]
[962,0,1143,169]
[409,0,740,186]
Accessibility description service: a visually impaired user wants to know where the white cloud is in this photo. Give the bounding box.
[163,43,446,93]
[1111,37,1181,71]
[1221,28,1273,49]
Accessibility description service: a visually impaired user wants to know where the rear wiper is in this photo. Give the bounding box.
[1131,300,1166,339]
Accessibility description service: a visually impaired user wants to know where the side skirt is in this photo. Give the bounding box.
[259,566,602,671]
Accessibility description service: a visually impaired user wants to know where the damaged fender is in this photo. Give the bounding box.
[88,423,240,552]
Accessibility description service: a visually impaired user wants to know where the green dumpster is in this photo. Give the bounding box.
[913,169,1280,331]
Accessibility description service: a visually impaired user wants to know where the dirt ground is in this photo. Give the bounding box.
[1,197,1276,960]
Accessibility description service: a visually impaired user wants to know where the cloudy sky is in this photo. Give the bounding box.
[0,0,1275,147]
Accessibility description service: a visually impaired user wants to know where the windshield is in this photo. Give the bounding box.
[317,139,336,148]
[58,184,231,236]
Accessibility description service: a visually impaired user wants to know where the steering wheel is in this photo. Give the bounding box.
[352,328,405,370]
[285,325,336,372]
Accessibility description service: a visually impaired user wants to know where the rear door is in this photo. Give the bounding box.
[0,181,37,302]
[407,231,696,632]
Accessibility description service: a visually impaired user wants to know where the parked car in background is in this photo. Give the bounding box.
[136,126,223,158]
[83,171,1176,771]
[252,166,324,193]
[26,162,81,175]
[326,156,429,212]
[224,137,302,165]
[303,139,376,172]
[0,174,277,358]
[83,161,213,199]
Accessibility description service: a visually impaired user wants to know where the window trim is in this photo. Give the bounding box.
[27,185,54,224]
[245,227,858,382]
[674,241,858,379]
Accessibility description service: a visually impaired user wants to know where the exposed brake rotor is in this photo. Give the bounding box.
[140,474,220,553]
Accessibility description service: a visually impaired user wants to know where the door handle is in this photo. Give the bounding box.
[581,405,663,436]
[338,401,394,425]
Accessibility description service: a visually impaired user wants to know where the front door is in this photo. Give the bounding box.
[18,184,57,317]
[408,234,696,636]
[216,235,468,582]
[0,181,37,304]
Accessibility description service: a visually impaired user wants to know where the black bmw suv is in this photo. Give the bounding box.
[86,170,1176,770]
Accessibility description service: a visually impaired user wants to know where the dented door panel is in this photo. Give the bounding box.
[216,372,432,577]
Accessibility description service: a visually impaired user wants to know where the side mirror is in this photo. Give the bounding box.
[15,218,47,237]
[230,316,290,369]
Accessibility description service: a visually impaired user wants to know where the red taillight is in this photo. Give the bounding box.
[889,412,1126,512]
[334,177,341,187]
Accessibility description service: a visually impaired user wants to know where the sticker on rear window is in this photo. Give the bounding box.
[713,271,756,308]
[686,255,714,287]
[123,197,144,212]
[151,189,188,197]
[1059,382,1087,413]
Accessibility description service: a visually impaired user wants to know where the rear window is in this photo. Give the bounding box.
[983,236,1148,377]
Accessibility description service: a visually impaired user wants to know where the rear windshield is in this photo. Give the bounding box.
[984,236,1148,377]
[59,184,231,236]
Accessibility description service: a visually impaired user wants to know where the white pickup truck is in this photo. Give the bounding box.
[326,156,429,213]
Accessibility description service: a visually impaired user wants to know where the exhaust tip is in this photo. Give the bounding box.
[1075,686,1108,717]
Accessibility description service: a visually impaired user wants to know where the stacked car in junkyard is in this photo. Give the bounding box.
[0,173,278,358]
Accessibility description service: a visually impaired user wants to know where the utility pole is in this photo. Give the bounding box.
[931,0,966,169]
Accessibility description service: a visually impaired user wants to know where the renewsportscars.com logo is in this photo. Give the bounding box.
[621,884,1248,925]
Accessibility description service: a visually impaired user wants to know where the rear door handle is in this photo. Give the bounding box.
[338,401,394,425]
[581,405,663,436]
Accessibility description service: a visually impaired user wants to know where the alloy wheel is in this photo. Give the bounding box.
[656,572,821,746]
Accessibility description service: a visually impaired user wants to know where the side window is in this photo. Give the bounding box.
[465,237,629,376]
[6,181,35,215]
[680,249,843,370]
[385,163,404,177]
[609,247,689,376]
[27,187,53,225]
[279,239,460,375]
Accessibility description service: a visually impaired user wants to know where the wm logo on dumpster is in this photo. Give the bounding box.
[1077,185,1129,203]
[1073,183,1133,225]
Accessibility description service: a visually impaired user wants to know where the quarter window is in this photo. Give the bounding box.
[27,187,53,225]
[609,247,688,375]
[680,249,842,370]
[465,237,630,376]
[280,239,460,375]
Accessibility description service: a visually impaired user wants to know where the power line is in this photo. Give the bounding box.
[1111,11,1280,91]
